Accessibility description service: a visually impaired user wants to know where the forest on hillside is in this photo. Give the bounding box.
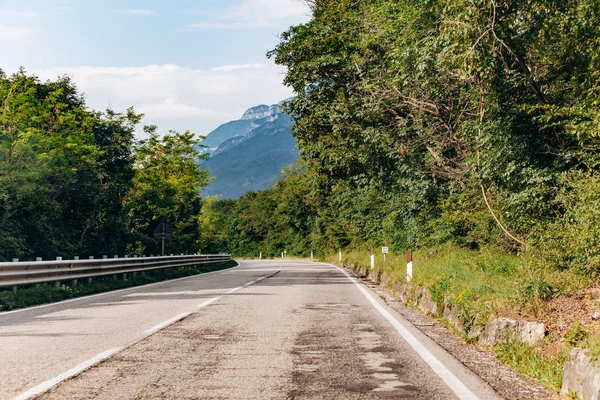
[0,70,210,261]
[201,0,600,274]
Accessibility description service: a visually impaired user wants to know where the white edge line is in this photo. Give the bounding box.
[334,266,479,400]
[226,286,242,294]
[0,261,241,316]
[144,312,191,335]
[12,347,121,400]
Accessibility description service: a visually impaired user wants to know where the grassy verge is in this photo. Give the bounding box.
[327,244,592,392]
[0,260,237,312]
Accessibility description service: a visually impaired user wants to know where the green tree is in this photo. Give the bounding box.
[124,127,211,255]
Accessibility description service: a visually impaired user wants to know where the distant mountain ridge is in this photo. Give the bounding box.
[199,100,299,200]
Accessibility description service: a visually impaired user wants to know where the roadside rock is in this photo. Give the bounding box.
[468,326,482,341]
[372,270,382,285]
[442,302,463,332]
[562,348,600,400]
[380,273,391,288]
[480,317,546,346]
[417,287,438,316]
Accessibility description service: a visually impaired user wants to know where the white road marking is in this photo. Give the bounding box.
[144,312,192,335]
[335,266,480,400]
[12,348,121,400]
[197,297,221,309]
[226,286,243,294]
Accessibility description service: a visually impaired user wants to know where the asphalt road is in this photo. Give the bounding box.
[0,260,503,399]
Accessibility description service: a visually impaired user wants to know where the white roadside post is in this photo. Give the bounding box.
[259,252,262,260]
[281,251,284,259]
[370,248,375,270]
[382,246,389,262]
[338,249,342,264]
[310,250,314,261]
[407,251,413,282]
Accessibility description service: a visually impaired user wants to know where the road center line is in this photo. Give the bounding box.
[12,348,122,400]
[335,266,479,400]
[197,297,221,309]
[144,312,191,335]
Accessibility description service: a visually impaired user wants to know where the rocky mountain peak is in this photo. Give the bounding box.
[240,104,281,121]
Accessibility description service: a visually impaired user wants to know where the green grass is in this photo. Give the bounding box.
[495,340,568,392]
[331,244,588,326]
[0,260,237,312]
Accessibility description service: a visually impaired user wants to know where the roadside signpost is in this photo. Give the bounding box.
[153,218,173,256]
[382,246,389,261]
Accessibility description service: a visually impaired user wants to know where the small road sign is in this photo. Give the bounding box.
[382,247,389,254]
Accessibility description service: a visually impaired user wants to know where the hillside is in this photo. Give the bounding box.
[200,106,298,199]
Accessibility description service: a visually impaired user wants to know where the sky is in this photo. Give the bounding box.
[0,0,311,137]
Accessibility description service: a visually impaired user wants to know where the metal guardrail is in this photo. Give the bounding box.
[0,254,232,290]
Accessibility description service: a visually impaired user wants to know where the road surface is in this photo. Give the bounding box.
[0,260,502,399]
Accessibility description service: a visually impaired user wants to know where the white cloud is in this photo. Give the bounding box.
[31,63,294,138]
[0,24,34,40]
[184,0,310,30]
[121,9,158,17]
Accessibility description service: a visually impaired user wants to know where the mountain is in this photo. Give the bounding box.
[200,101,299,200]
[199,103,287,153]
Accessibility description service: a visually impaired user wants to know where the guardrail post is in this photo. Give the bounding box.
[114,255,118,258]
[72,279,78,286]
[74,256,79,260]
[36,257,42,261]
[55,281,60,288]
[12,258,18,263]
[89,256,94,260]
[56,257,62,261]
[12,286,17,294]
[122,273,127,281]
[88,277,93,283]
[103,255,108,259]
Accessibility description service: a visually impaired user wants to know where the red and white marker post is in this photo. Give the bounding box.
[407,251,413,282]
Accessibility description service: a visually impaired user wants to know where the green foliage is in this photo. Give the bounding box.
[565,322,589,347]
[198,0,600,278]
[124,127,210,255]
[495,339,568,392]
[0,70,210,261]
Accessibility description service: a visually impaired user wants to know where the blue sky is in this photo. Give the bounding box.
[0,0,310,136]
